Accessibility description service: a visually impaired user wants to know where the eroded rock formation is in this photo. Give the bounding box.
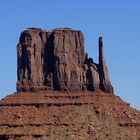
[98,37,113,93]
[17,28,113,93]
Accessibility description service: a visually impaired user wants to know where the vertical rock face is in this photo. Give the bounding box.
[17,28,113,93]
[51,29,85,91]
[17,28,45,91]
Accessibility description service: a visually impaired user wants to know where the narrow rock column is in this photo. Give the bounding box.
[98,37,113,93]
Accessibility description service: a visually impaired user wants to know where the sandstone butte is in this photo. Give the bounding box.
[0,28,140,140]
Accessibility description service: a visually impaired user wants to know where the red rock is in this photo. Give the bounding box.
[1,27,140,139]
[0,91,140,139]
[17,28,113,93]
[98,37,114,93]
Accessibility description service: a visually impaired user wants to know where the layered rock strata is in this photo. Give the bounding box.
[0,92,140,139]
[17,28,113,93]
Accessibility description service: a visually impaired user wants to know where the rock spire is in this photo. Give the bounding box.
[98,37,113,93]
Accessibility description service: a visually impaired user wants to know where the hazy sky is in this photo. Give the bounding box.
[0,0,140,110]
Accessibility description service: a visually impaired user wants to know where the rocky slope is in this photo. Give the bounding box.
[0,91,140,140]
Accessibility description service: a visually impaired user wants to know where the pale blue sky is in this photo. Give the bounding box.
[0,0,140,110]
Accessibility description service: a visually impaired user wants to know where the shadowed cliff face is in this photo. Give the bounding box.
[16,28,113,93]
